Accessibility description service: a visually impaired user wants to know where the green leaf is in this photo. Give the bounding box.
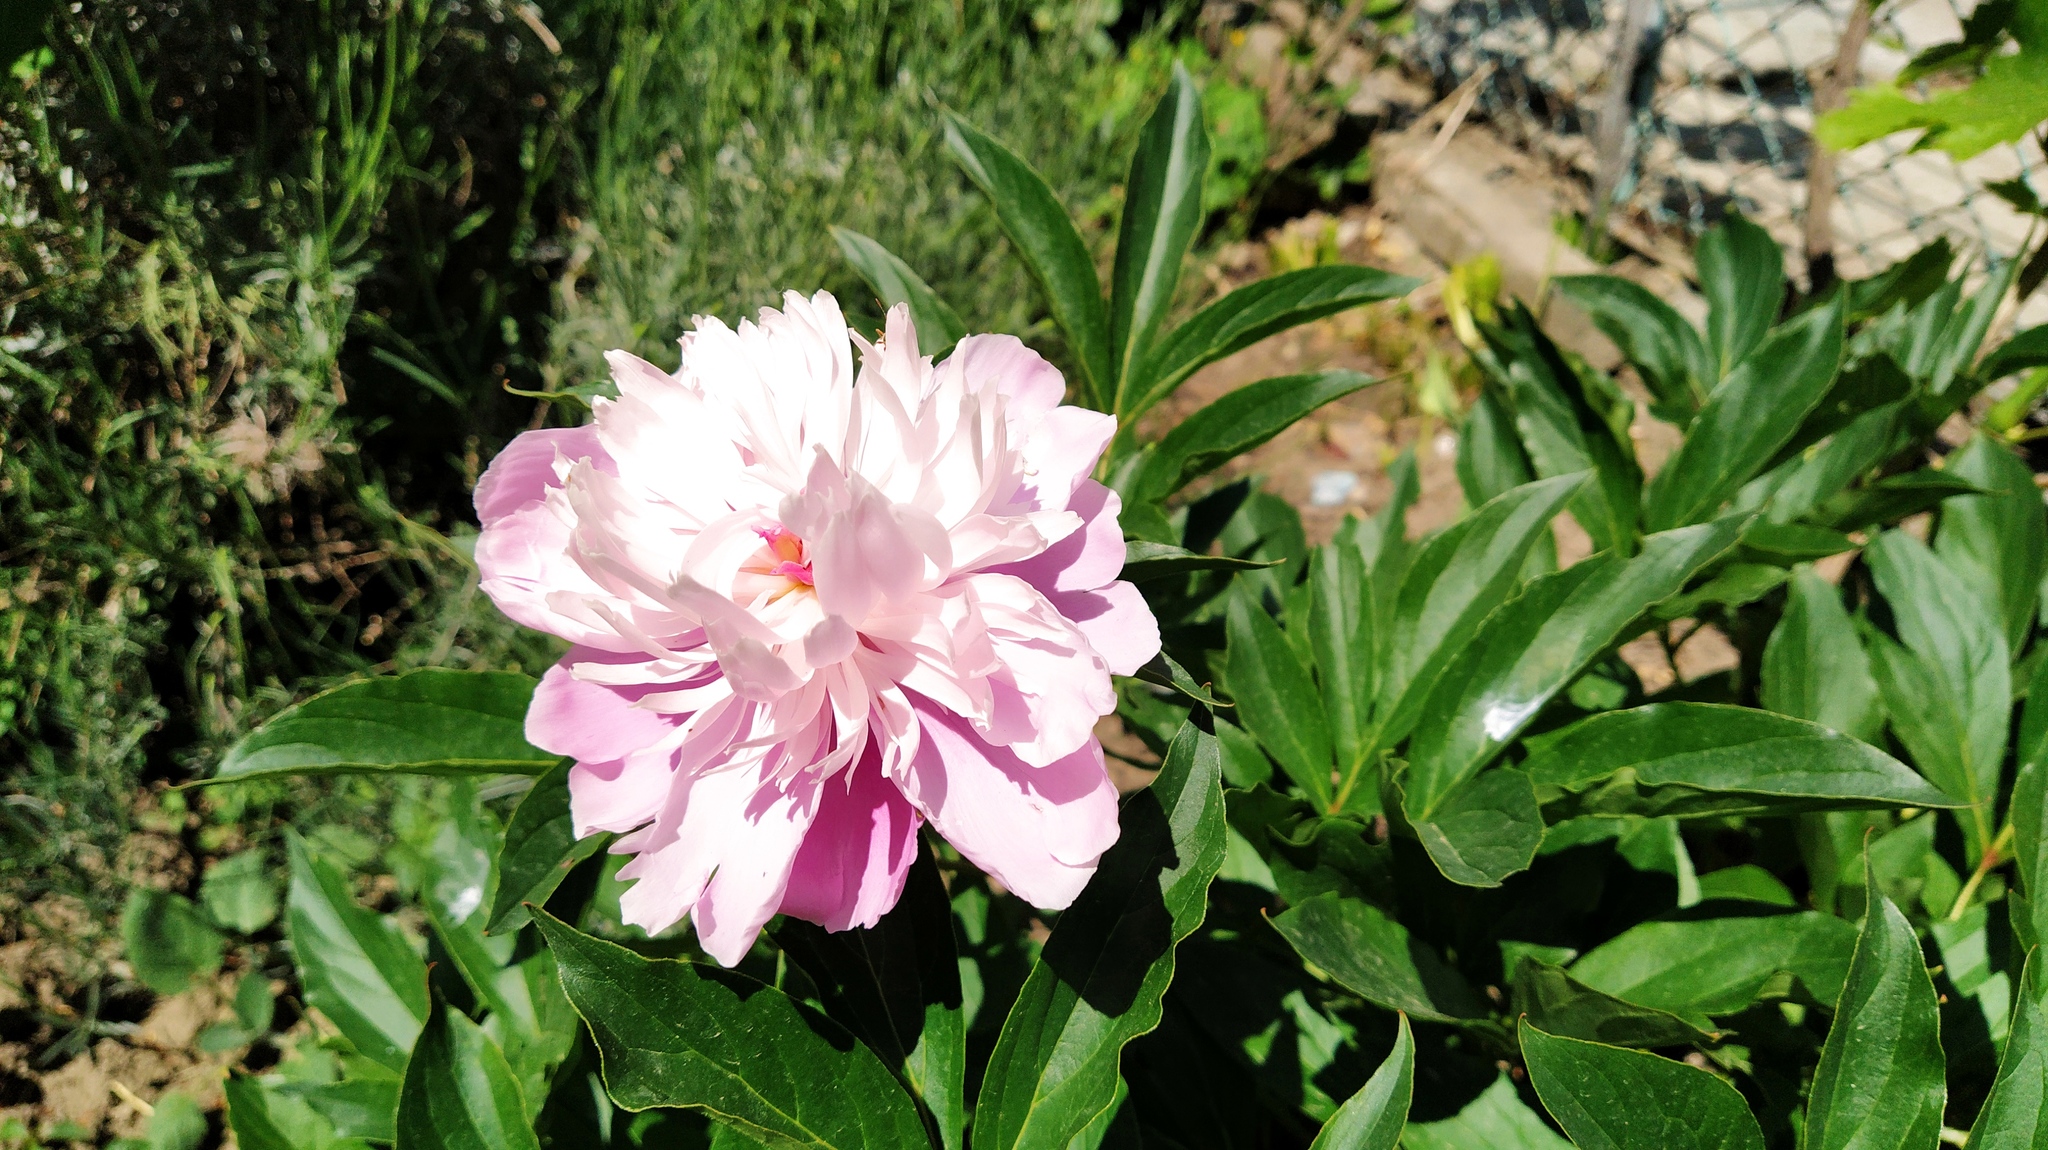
[535,910,931,1148]
[1308,1014,1413,1150]
[1312,542,1378,810]
[486,760,607,935]
[1979,324,2048,381]
[1519,1022,1764,1150]
[214,669,554,781]
[1866,529,2010,857]
[1936,433,2047,651]
[1119,541,1275,584]
[1409,767,1546,888]
[1570,908,1858,1016]
[1403,1075,1571,1150]
[1457,387,1541,507]
[1642,293,1844,531]
[395,1001,541,1150]
[1761,560,1884,732]
[223,1076,312,1150]
[1821,52,2048,160]
[1376,473,1586,750]
[1133,370,1375,501]
[972,719,1226,1150]
[1129,266,1419,422]
[1524,703,1952,821]
[1551,275,1710,419]
[269,1079,398,1143]
[775,845,966,1150]
[1649,562,1786,621]
[1511,960,1720,1048]
[1404,516,1745,820]
[1109,62,1209,407]
[1132,650,1228,708]
[1967,953,2048,1149]
[1227,584,1334,809]
[286,832,429,1073]
[1482,311,1641,553]
[943,112,1111,407]
[143,1093,207,1150]
[199,849,280,935]
[121,889,225,995]
[1695,213,1785,380]
[1268,892,1486,1023]
[830,227,968,357]
[1813,468,1986,533]
[2014,653,2048,949]
[1802,854,1946,1150]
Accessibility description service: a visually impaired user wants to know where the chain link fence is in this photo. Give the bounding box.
[1401,0,2042,303]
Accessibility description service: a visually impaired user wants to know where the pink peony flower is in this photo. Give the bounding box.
[474,291,1159,964]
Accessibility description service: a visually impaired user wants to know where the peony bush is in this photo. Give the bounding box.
[177,63,2048,1150]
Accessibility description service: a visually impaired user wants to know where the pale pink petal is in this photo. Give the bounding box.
[526,651,682,763]
[567,749,676,836]
[1015,406,1116,507]
[991,481,1124,593]
[778,745,923,931]
[473,426,608,525]
[900,699,1119,909]
[1046,581,1161,677]
[475,501,638,652]
[944,334,1065,423]
[616,756,823,965]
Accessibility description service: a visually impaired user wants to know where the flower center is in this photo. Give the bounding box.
[755,525,814,589]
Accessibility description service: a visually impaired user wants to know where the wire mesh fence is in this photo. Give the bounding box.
[1400,0,2042,297]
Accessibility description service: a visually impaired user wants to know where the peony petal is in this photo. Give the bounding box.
[473,426,608,525]
[777,743,924,931]
[992,480,1125,594]
[1045,580,1160,677]
[527,650,684,763]
[615,756,823,966]
[567,749,676,836]
[944,334,1065,424]
[899,698,1119,909]
[1015,405,1116,507]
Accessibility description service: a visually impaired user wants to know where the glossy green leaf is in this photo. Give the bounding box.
[1511,959,1719,1048]
[1649,562,1786,621]
[1269,892,1486,1023]
[199,849,279,935]
[1979,323,2048,382]
[831,227,967,357]
[1735,521,1858,565]
[1551,274,1710,419]
[1695,213,1785,379]
[486,760,607,935]
[1403,1075,1571,1150]
[1133,369,1375,501]
[1130,266,1419,421]
[1409,767,1546,887]
[1119,541,1275,584]
[1760,567,1884,742]
[534,910,931,1148]
[1311,543,1376,810]
[1227,586,1333,808]
[1771,351,1913,467]
[215,669,553,781]
[1642,293,1844,531]
[1132,650,1227,708]
[224,1076,317,1150]
[1405,516,1745,820]
[972,719,1225,1150]
[1525,703,1951,821]
[271,1079,399,1143]
[1813,467,1985,533]
[1967,953,2048,1149]
[1570,908,1858,1016]
[1519,1022,1763,1150]
[1109,62,1208,405]
[775,845,965,1150]
[2014,654,2048,949]
[121,889,224,995]
[1308,1014,1413,1150]
[1866,529,2010,857]
[1802,855,1946,1150]
[1936,433,2047,651]
[944,113,1110,407]
[1376,472,1585,749]
[1457,386,1540,507]
[394,1001,541,1150]
[285,832,429,1073]
[1483,310,1641,553]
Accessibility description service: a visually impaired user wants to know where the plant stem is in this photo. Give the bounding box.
[1948,821,2016,922]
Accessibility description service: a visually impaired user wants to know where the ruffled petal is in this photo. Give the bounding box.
[991,480,1124,594]
[473,426,608,525]
[526,651,684,763]
[777,743,924,931]
[1045,581,1160,677]
[899,698,1119,909]
[615,757,823,966]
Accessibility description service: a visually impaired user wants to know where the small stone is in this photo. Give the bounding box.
[1309,470,1361,507]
